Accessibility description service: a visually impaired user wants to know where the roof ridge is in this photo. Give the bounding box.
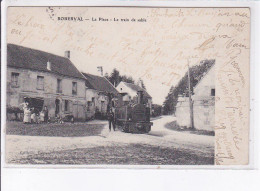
[121,81,152,98]
[7,43,85,80]
[8,43,68,61]
[82,72,119,94]
[193,60,215,90]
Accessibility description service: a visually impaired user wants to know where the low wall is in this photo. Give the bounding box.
[175,96,215,131]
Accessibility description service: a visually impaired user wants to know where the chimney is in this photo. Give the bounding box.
[137,90,144,104]
[47,61,51,71]
[64,50,70,59]
[97,66,103,76]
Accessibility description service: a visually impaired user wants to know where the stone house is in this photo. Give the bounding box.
[116,82,152,112]
[7,44,86,121]
[82,73,119,119]
[175,63,215,131]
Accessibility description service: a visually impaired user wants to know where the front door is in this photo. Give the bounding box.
[55,99,60,116]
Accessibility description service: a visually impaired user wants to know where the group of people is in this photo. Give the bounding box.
[20,99,116,130]
[21,102,49,124]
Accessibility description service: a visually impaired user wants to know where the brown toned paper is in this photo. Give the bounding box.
[5,7,250,166]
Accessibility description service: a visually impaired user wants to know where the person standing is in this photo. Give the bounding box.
[43,106,49,123]
[39,110,45,123]
[30,107,36,123]
[22,102,31,124]
[107,108,115,132]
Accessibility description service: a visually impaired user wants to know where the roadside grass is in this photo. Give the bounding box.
[8,143,214,165]
[165,121,215,136]
[6,121,105,137]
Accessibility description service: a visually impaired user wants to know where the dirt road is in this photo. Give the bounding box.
[5,116,214,165]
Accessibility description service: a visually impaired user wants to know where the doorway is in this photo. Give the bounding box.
[55,99,60,116]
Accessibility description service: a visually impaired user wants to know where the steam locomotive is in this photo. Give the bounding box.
[114,91,153,133]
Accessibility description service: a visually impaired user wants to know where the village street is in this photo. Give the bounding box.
[6,115,214,165]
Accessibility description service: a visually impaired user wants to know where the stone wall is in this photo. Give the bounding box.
[175,96,215,131]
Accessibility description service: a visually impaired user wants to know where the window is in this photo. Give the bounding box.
[92,97,95,106]
[101,101,105,111]
[57,79,62,93]
[72,82,77,95]
[11,72,19,87]
[65,100,69,112]
[211,88,215,96]
[37,76,44,90]
[87,101,92,111]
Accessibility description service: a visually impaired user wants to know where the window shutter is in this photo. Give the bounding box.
[62,100,65,112]
[69,100,73,112]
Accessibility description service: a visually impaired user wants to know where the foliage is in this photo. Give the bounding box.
[163,59,215,115]
[152,104,162,117]
[7,106,23,114]
[106,68,135,86]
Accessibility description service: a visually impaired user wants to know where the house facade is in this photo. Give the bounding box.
[116,82,152,112]
[175,64,215,131]
[82,73,119,119]
[7,44,86,121]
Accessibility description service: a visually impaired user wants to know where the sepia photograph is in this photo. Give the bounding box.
[4,7,250,166]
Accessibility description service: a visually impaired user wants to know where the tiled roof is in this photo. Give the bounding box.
[7,44,85,79]
[122,82,152,98]
[82,73,119,95]
[191,60,215,89]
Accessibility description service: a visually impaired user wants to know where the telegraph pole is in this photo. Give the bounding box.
[187,60,194,129]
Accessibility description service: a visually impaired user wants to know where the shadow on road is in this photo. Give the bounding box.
[147,131,166,137]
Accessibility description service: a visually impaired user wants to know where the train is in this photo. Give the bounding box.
[113,90,153,133]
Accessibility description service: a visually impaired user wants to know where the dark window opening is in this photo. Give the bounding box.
[11,72,19,87]
[65,100,69,112]
[37,76,44,90]
[211,88,215,96]
[23,97,44,114]
[72,82,77,95]
[57,79,62,93]
[92,97,95,106]
[55,99,60,116]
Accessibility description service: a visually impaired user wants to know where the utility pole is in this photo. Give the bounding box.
[187,60,194,129]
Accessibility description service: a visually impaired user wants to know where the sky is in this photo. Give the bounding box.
[7,7,249,104]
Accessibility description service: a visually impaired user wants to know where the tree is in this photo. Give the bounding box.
[121,75,135,84]
[163,59,215,115]
[106,69,135,86]
[109,69,121,87]
[152,104,162,117]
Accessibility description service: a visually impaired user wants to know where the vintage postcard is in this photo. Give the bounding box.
[3,6,250,166]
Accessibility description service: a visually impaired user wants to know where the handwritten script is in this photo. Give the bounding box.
[7,7,250,164]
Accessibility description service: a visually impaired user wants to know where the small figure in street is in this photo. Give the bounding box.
[39,110,45,123]
[107,108,115,132]
[21,101,31,124]
[42,106,49,123]
[30,107,37,123]
[56,113,64,124]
